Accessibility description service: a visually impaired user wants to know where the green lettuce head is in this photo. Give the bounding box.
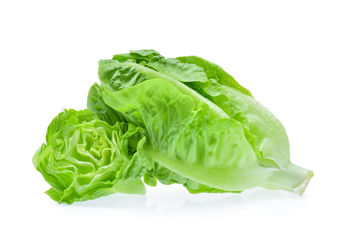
[92,49,313,195]
[33,109,149,204]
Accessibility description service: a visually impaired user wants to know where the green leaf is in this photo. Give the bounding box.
[153,165,240,193]
[175,57,291,169]
[112,50,209,83]
[146,56,208,83]
[87,83,125,125]
[112,49,160,63]
[99,60,150,91]
[177,55,252,96]
[177,56,313,194]
[102,78,271,192]
[99,60,228,118]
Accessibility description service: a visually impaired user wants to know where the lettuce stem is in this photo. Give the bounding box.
[264,163,313,195]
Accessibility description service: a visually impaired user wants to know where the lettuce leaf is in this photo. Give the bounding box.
[95,59,241,193]
[177,56,314,193]
[87,83,125,125]
[102,78,274,191]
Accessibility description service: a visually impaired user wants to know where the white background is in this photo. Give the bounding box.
[1,1,349,251]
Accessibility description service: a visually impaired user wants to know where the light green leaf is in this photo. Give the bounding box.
[112,49,160,63]
[177,55,252,96]
[99,60,150,91]
[178,56,313,194]
[112,50,209,83]
[102,78,271,191]
[87,83,125,125]
[146,56,208,83]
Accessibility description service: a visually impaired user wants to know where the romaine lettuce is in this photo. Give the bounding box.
[95,50,313,195]
[34,50,313,204]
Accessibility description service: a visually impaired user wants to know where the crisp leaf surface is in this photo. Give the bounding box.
[33,109,148,204]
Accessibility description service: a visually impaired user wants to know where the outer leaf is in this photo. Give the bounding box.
[112,50,208,83]
[102,78,271,191]
[98,60,150,91]
[142,163,239,193]
[176,55,252,96]
[177,56,313,194]
[87,83,125,125]
[113,49,160,63]
[98,60,227,118]
[145,56,208,83]
[153,166,238,193]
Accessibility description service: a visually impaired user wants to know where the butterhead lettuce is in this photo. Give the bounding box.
[33,109,150,203]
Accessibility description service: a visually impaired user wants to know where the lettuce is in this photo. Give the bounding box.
[33,109,150,204]
[94,50,313,195]
[102,78,267,191]
[34,50,313,204]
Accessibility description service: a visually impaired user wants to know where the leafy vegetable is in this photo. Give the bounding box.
[97,50,313,195]
[102,78,267,191]
[96,59,243,193]
[34,49,313,204]
[177,56,313,193]
[33,109,150,204]
[87,83,125,125]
